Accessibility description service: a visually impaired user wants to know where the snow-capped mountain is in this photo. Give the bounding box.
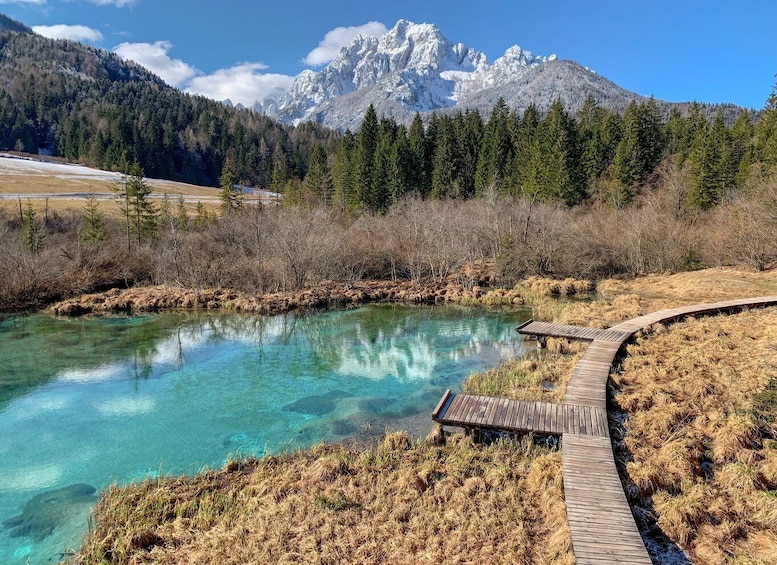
[261,19,642,131]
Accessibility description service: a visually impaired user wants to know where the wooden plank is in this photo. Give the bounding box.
[504,398,518,430]
[484,396,500,427]
[444,394,464,422]
[471,397,487,426]
[432,389,452,419]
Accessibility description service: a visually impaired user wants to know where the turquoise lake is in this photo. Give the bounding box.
[0,304,529,564]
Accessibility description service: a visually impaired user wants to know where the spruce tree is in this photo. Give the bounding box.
[81,193,107,246]
[754,80,777,168]
[304,143,333,204]
[116,161,157,249]
[457,109,484,198]
[731,110,754,186]
[356,104,379,210]
[21,200,45,254]
[509,105,540,196]
[332,132,358,211]
[611,99,664,200]
[537,100,583,204]
[369,133,393,212]
[390,126,413,203]
[431,116,459,198]
[174,195,189,231]
[475,97,512,194]
[408,113,430,196]
[219,155,243,213]
[688,112,735,209]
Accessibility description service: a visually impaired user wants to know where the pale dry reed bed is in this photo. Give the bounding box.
[612,309,777,564]
[74,433,572,565]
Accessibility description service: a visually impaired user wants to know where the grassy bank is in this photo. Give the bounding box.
[74,434,572,565]
[613,309,777,563]
[71,268,777,564]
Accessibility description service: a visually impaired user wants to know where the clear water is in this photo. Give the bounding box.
[0,304,529,564]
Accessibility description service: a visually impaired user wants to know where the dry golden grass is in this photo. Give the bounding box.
[613,307,777,563]
[462,347,580,402]
[0,168,225,217]
[74,433,573,565]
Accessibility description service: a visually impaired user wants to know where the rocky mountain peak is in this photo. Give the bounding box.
[262,19,640,131]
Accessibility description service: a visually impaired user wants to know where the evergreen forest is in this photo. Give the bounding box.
[0,27,335,187]
[294,94,777,214]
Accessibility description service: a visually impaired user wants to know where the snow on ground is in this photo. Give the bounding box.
[0,154,279,202]
[0,153,206,192]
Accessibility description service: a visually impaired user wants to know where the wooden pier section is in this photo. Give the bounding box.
[433,295,777,564]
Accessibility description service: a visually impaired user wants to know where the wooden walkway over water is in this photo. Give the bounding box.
[433,295,777,564]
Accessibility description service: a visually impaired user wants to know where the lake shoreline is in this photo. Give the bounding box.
[48,277,553,317]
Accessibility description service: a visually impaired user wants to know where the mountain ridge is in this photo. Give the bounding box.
[261,19,649,130]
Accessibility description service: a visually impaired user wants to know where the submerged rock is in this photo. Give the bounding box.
[282,390,354,416]
[357,396,395,414]
[3,483,97,540]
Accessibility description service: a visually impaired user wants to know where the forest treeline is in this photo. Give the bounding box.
[0,28,335,186]
[1,23,775,212]
[296,91,777,214]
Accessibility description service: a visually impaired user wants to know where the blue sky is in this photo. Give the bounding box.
[1,0,775,110]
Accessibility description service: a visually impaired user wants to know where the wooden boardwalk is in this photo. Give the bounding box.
[516,320,631,343]
[433,389,608,437]
[433,295,777,564]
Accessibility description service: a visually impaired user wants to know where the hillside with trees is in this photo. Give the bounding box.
[0,24,335,187]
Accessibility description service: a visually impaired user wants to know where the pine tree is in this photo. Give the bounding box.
[219,155,243,214]
[81,193,107,246]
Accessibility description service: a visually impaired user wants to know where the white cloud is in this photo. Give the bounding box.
[0,0,45,4]
[33,24,104,42]
[186,63,295,107]
[86,0,137,6]
[113,40,197,87]
[303,21,387,66]
[113,40,294,107]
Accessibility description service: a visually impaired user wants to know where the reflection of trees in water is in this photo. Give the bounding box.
[292,306,527,382]
[116,307,525,384]
[1,307,528,405]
